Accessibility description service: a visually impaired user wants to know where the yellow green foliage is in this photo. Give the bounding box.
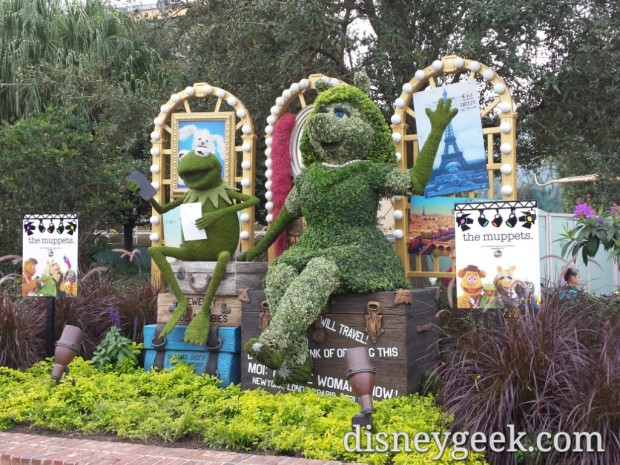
[0,359,487,464]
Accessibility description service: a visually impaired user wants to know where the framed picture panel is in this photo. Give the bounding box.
[170,112,236,196]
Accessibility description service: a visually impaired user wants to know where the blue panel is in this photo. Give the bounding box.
[143,325,240,352]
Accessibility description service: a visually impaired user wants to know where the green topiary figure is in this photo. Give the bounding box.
[239,74,457,384]
[129,149,259,345]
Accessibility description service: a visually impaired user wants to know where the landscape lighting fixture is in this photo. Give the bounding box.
[345,347,376,430]
[51,325,83,385]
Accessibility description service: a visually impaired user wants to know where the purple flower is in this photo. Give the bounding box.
[573,202,596,219]
[107,307,121,327]
[610,203,618,216]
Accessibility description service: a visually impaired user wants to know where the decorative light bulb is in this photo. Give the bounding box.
[500,143,512,154]
[500,122,511,133]
[468,61,481,72]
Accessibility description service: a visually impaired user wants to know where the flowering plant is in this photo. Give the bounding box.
[561,198,620,268]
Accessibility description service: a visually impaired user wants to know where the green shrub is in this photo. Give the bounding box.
[0,359,487,464]
[0,269,157,368]
[436,291,620,465]
[91,326,143,373]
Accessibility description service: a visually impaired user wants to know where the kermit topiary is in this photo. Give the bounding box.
[238,74,457,384]
[129,148,259,345]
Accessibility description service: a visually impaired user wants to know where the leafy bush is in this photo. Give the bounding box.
[0,268,157,368]
[0,290,46,369]
[435,291,620,465]
[0,359,487,465]
[91,326,143,373]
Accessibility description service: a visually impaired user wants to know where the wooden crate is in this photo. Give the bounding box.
[170,261,267,296]
[240,289,438,400]
[143,324,241,387]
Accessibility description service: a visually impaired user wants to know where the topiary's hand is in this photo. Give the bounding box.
[236,248,259,262]
[196,213,217,230]
[425,98,458,131]
[127,180,140,194]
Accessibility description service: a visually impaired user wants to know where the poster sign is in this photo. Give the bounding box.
[454,201,540,311]
[413,80,488,197]
[22,214,78,297]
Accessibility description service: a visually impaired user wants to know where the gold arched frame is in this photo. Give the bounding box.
[149,83,258,286]
[390,55,518,280]
[262,74,347,263]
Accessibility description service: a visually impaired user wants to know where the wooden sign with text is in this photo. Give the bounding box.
[240,289,438,400]
[157,293,241,327]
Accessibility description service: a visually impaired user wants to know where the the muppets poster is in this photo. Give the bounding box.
[454,201,540,311]
[22,214,78,298]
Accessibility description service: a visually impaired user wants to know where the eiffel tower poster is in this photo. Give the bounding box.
[413,80,488,197]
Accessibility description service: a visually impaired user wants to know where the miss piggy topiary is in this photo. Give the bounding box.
[239,74,457,384]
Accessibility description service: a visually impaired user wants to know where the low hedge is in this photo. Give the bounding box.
[0,359,487,465]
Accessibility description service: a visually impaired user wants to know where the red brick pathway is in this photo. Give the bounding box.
[0,432,363,465]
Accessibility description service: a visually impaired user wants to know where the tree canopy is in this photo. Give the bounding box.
[146,0,619,210]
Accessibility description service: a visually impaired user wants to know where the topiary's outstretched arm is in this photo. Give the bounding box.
[410,98,458,193]
[237,204,299,261]
[128,180,185,214]
[195,190,259,229]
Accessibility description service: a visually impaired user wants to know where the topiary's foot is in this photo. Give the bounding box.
[184,310,210,345]
[273,356,313,385]
[159,298,189,338]
[244,337,284,370]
